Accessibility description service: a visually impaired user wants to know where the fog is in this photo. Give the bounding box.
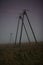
[0,0,43,43]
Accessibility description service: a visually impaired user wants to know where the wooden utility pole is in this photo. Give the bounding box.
[15,9,37,45]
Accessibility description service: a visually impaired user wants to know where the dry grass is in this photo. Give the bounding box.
[0,42,43,65]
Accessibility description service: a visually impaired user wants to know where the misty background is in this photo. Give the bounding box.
[0,0,43,43]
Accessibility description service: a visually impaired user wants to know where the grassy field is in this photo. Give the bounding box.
[0,42,43,65]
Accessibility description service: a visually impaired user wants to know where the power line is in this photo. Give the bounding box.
[10,33,14,43]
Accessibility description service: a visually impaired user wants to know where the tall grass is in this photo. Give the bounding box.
[0,42,43,65]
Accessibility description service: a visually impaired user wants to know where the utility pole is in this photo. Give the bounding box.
[10,33,13,43]
[22,10,37,43]
[19,15,24,45]
[15,9,37,45]
[15,16,22,45]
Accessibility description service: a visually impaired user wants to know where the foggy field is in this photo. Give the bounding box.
[0,42,43,65]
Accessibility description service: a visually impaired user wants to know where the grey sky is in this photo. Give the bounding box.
[0,0,43,43]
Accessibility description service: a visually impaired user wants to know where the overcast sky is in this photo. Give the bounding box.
[0,0,43,43]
